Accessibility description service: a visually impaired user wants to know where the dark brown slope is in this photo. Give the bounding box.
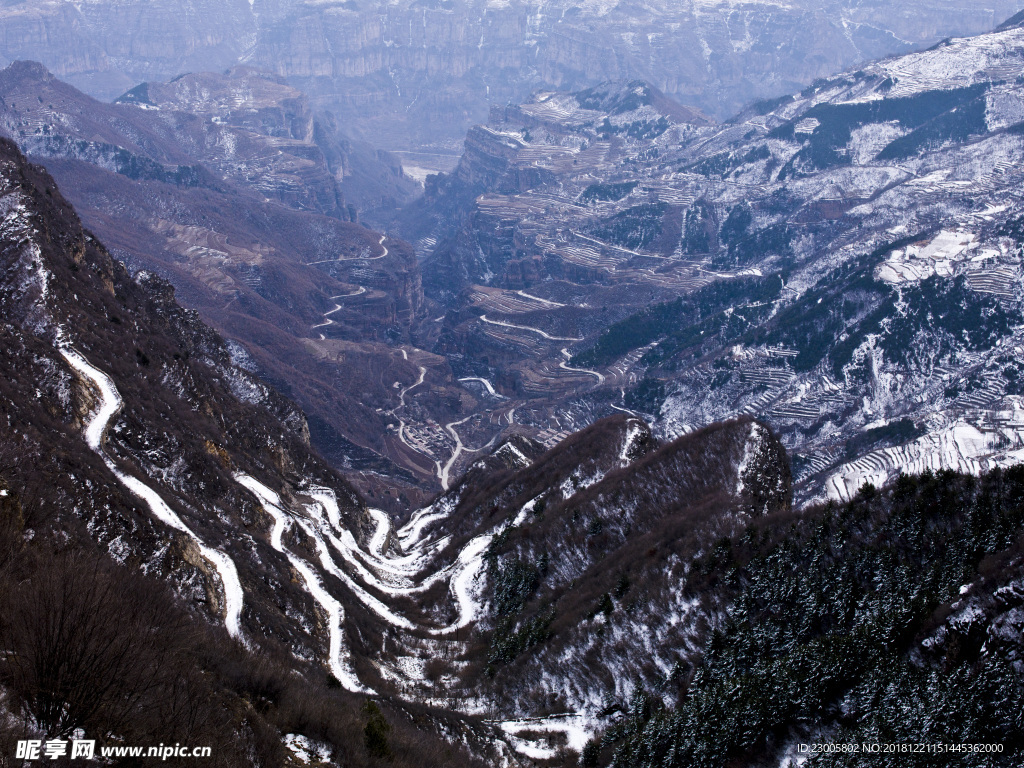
[0,133,360,660]
[0,137,502,766]
[394,414,790,720]
[0,62,442,506]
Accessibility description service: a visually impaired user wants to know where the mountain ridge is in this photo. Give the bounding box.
[398,16,1024,509]
[2,0,1022,153]
[0,102,1023,764]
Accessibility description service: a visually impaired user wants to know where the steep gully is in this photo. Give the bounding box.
[307,231,610,488]
[304,232,504,488]
[62,340,616,755]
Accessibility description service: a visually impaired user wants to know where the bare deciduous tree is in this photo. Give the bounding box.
[1,551,191,739]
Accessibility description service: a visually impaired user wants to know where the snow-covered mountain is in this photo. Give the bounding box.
[0,130,809,763]
[3,12,1024,768]
[402,15,1024,506]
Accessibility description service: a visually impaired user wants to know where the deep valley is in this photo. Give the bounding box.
[1,5,1024,767]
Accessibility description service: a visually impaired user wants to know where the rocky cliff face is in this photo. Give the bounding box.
[0,0,254,97]
[1,0,1022,152]
[248,0,1024,148]
[116,67,418,223]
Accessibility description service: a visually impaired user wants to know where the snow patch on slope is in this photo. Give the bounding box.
[619,418,645,464]
[875,229,977,285]
[825,418,1024,502]
[735,422,765,497]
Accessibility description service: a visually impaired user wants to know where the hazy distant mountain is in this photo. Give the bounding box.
[1,0,1022,154]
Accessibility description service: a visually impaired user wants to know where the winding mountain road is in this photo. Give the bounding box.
[58,335,593,755]
[312,286,368,338]
[304,234,390,265]
[60,345,245,640]
[479,314,583,341]
[559,347,605,384]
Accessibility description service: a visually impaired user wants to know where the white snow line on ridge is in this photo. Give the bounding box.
[735,422,763,497]
[444,495,544,631]
[512,496,540,526]
[498,441,531,468]
[60,347,245,640]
